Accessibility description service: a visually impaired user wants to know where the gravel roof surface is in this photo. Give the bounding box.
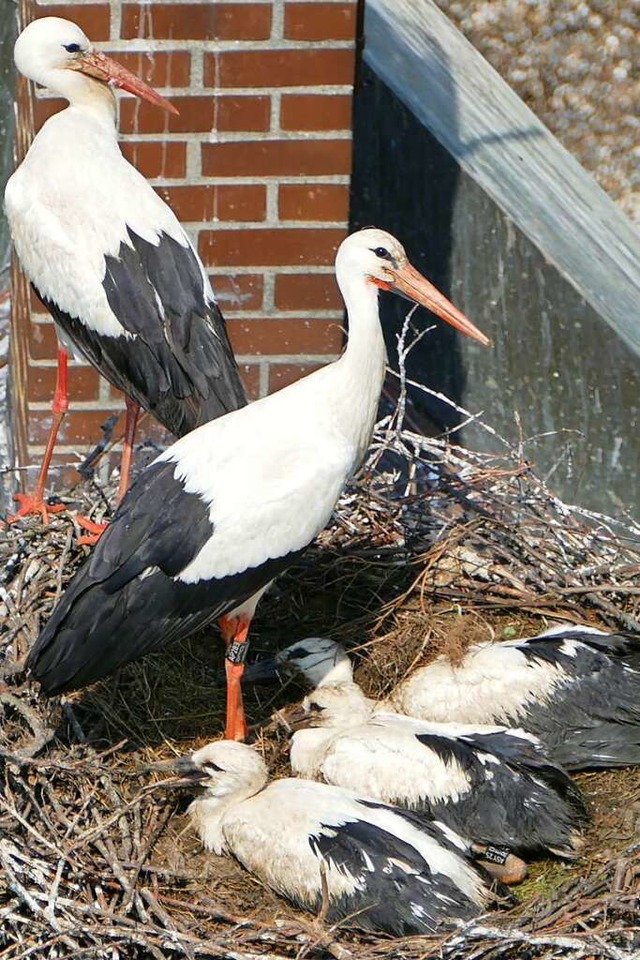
[436,0,640,224]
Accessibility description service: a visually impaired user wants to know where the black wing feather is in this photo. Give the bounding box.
[411,731,588,856]
[38,228,246,438]
[518,631,640,769]
[26,461,300,694]
[307,812,484,934]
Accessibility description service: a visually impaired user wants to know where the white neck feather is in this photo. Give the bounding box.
[39,70,117,126]
[333,264,388,458]
[313,657,354,688]
[188,768,267,854]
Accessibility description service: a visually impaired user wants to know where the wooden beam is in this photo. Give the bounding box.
[364,0,640,357]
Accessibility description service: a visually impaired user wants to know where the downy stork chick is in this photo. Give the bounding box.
[26,228,489,741]
[162,739,511,935]
[6,17,246,523]
[247,630,640,771]
[287,683,588,865]
[389,625,640,771]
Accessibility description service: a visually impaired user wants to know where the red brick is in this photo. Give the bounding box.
[159,185,266,222]
[29,410,124,446]
[29,321,58,361]
[205,49,355,88]
[34,97,65,131]
[122,3,271,40]
[27,364,101,403]
[32,3,111,40]
[239,363,260,400]
[108,382,129,402]
[202,139,352,178]
[274,273,342,310]
[228,318,343,355]
[279,184,350,222]
[211,274,264,312]
[112,51,191,88]
[269,362,325,393]
[199,228,346,267]
[30,286,51,313]
[214,95,272,132]
[120,95,270,134]
[284,2,357,41]
[92,401,173,446]
[120,141,186,178]
[280,93,352,131]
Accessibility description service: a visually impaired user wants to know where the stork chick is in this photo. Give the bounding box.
[247,630,640,770]
[287,682,588,869]
[161,739,512,935]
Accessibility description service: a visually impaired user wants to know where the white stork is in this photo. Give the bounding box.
[159,739,510,934]
[25,227,489,741]
[5,17,246,525]
[389,624,640,770]
[248,630,640,770]
[286,682,588,872]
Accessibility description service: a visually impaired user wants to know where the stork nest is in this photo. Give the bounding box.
[1,414,640,959]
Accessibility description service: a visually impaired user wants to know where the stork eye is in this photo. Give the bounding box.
[308,702,324,713]
[287,646,310,660]
[372,246,392,261]
[63,42,82,53]
[204,762,223,773]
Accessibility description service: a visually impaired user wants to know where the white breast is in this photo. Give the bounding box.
[164,365,365,583]
[5,107,198,337]
[219,778,485,907]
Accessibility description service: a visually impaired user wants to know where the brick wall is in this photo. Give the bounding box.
[10,0,358,485]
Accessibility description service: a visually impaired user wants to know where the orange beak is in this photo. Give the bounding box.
[68,50,179,115]
[374,262,490,346]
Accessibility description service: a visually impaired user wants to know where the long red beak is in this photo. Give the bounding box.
[375,262,490,345]
[68,50,179,115]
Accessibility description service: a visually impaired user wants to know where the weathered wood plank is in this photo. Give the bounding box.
[364,0,640,357]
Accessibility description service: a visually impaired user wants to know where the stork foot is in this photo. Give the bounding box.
[470,843,528,884]
[75,515,109,546]
[8,492,66,525]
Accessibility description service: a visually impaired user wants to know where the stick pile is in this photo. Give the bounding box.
[1,418,639,958]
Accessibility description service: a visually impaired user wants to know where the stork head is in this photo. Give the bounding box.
[160,740,268,797]
[336,228,490,345]
[152,741,268,854]
[289,683,374,731]
[14,17,178,114]
[244,636,355,688]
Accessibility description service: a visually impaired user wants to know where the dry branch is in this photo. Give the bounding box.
[1,409,640,958]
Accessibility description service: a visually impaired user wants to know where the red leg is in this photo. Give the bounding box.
[76,396,140,545]
[116,396,140,504]
[219,612,252,741]
[9,346,69,524]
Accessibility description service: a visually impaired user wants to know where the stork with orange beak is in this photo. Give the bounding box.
[5,17,246,525]
[26,227,489,742]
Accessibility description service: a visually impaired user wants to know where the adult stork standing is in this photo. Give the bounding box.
[158,740,511,934]
[26,228,489,740]
[5,17,246,524]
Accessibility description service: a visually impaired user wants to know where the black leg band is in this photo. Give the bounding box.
[226,639,249,665]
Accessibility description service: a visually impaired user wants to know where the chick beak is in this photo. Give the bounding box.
[145,755,209,788]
